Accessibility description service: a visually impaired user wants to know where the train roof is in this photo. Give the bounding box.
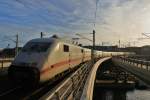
[29,38,56,43]
[27,37,86,49]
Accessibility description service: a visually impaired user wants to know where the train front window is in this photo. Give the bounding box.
[22,42,51,52]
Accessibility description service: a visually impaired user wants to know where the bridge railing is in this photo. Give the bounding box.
[80,57,111,100]
[114,56,150,71]
[40,62,92,100]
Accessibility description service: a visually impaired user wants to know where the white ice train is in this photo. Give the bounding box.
[8,36,131,84]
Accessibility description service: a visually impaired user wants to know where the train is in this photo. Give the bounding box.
[8,36,133,84]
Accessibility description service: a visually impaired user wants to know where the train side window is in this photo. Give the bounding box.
[64,45,69,52]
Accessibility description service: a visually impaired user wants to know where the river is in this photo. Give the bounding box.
[94,88,150,100]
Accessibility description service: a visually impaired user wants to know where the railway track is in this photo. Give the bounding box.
[0,64,85,99]
[23,78,66,99]
[0,79,63,99]
[0,76,68,99]
[0,85,23,99]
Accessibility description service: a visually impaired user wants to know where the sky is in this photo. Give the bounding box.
[0,0,150,48]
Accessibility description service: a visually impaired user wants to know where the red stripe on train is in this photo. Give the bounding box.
[40,57,83,74]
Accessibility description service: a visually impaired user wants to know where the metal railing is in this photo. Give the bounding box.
[80,57,111,100]
[40,62,92,100]
[114,57,150,71]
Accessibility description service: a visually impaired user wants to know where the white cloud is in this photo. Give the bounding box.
[92,0,150,46]
[1,0,150,47]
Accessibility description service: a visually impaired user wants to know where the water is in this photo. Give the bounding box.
[127,89,150,100]
[93,89,150,100]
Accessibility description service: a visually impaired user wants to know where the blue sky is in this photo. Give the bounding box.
[0,0,150,48]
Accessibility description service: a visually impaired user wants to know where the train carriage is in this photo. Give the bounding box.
[8,37,133,84]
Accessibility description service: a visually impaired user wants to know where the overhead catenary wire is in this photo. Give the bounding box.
[141,33,150,39]
[14,0,101,44]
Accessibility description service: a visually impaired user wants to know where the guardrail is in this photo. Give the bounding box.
[40,61,92,100]
[0,59,13,69]
[113,56,150,84]
[114,57,150,71]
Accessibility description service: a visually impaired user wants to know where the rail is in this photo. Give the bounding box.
[40,62,92,100]
[115,57,150,71]
[80,57,111,100]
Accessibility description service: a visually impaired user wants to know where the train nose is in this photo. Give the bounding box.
[8,65,40,85]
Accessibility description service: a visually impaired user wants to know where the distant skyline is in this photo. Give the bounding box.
[0,0,150,48]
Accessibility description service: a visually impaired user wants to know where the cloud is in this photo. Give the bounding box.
[94,0,150,46]
[0,0,150,48]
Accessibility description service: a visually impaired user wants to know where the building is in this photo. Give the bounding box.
[0,47,22,58]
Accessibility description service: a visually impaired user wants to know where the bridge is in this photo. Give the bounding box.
[0,56,149,99]
[40,56,150,100]
[112,57,150,85]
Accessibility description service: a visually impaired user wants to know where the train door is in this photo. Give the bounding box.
[63,44,70,69]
